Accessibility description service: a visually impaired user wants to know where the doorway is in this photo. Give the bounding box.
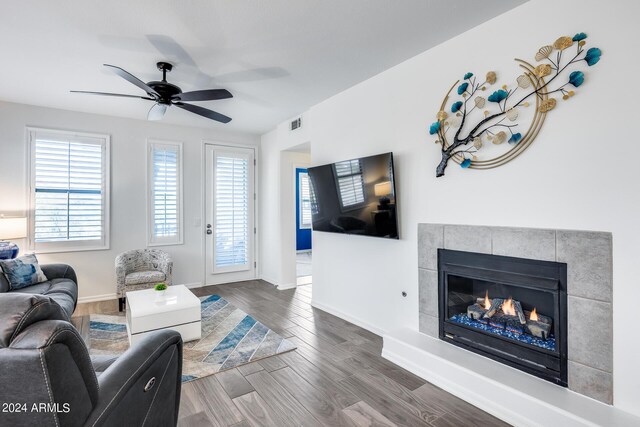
[296,168,312,285]
[204,144,256,285]
[276,142,311,290]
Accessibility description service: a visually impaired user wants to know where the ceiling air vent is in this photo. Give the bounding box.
[290,117,302,131]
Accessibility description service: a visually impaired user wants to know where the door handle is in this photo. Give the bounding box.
[206,229,212,235]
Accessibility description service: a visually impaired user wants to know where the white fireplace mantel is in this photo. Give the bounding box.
[382,328,639,427]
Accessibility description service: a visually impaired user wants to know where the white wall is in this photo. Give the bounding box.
[258,113,310,288]
[0,101,258,301]
[258,129,282,285]
[261,0,640,415]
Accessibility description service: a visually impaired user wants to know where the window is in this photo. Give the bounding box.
[213,151,251,272]
[28,128,110,253]
[299,171,312,229]
[309,177,319,215]
[147,141,183,246]
[333,159,366,209]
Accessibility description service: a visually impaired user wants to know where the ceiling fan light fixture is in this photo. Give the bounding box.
[147,103,168,121]
[71,62,233,123]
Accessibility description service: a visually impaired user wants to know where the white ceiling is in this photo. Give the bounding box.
[0,0,525,135]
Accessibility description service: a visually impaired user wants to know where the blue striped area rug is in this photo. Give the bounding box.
[88,295,296,383]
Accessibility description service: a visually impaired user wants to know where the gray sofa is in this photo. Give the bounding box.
[0,293,183,426]
[0,263,78,319]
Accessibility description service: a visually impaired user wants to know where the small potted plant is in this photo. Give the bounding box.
[154,282,167,299]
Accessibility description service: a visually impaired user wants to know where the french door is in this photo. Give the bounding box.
[205,144,256,285]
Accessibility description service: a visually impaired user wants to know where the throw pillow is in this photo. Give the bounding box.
[0,254,48,290]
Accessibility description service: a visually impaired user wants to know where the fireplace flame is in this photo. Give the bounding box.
[484,290,491,310]
[502,298,516,316]
[530,307,539,321]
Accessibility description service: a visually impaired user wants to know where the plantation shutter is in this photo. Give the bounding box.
[30,130,109,251]
[148,142,182,245]
[213,151,250,272]
[309,176,319,215]
[334,159,365,208]
[299,172,312,228]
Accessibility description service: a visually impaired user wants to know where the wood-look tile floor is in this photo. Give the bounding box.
[73,280,509,427]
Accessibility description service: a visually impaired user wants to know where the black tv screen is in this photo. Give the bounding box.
[307,152,398,239]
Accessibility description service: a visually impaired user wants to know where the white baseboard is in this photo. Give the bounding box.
[310,300,385,336]
[182,282,203,289]
[382,328,639,427]
[78,283,202,304]
[77,293,117,304]
[259,275,277,286]
[259,275,296,290]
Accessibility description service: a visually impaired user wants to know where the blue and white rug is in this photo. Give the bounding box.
[88,294,296,382]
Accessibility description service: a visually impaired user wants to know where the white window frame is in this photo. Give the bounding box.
[298,171,312,230]
[27,127,110,254]
[146,139,184,247]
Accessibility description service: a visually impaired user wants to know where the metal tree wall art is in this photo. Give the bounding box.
[430,32,602,177]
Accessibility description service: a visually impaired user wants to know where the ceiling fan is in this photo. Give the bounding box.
[71,62,233,123]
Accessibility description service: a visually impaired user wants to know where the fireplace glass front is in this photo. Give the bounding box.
[438,249,568,386]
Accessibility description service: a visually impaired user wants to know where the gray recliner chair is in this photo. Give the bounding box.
[0,294,183,427]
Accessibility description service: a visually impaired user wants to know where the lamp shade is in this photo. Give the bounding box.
[0,217,27,240]
[374,181,392,197]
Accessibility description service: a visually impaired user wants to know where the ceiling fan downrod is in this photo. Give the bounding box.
[157,61,173,82]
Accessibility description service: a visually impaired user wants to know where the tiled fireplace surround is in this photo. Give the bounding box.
[418,224,613,404]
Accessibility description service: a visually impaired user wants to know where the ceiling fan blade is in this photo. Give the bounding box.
[104,64,159,97]
[172,89,233,102]
[71,90,153,100]
[147,103,168,121]
[174,102,232,123]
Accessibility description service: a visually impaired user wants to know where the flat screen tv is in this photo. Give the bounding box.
[307,152,398,239]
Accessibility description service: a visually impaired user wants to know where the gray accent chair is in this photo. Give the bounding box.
[0,263,78,319]
[0,293,183,427]
[115,249,173,311]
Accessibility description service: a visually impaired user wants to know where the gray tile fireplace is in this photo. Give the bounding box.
[418,224,613,404]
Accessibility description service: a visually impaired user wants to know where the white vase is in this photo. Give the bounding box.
[155,290,166,301]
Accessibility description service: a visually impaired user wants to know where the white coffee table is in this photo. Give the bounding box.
[126,285,201,345]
